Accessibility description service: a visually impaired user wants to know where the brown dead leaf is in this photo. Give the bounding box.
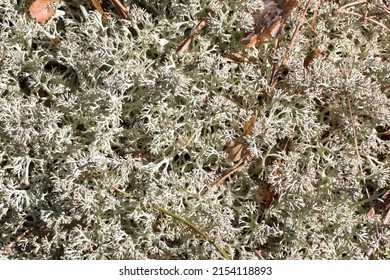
[29,0,57,23]
[275,0,299,16]
[366,189,390,224]
[227,110,258,162]
[212,110,258,188]
[256,185,276,208]
[91,0,108,21]
[264,187,276,209]
[195,16,208,32]
[304,48,326,68]
[241,0,298,47]
[228,139,250,162]
[243,109,259,136]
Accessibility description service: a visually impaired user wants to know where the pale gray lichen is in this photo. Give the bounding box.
[0,0,389,259]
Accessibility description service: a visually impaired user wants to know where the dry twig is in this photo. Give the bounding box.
[333,9,390,32]
[270,0,313,87]
[4,226,34,253]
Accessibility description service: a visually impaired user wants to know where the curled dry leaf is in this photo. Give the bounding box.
[29,0,57,23]
[256,185,276,209]
[366,189,390,224]
[241,0,298,47]
[228,139,250,162]
[228,110,258,162]
[243,109,259,136]
[91,0,108,21]
[213,110,258,187]
[304,48,327,68]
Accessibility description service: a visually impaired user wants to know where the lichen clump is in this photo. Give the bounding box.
[0,0,389,259]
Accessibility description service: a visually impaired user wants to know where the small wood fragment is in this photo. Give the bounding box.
[110,0,128,19]
[91,0,108,21]
[304,48,326,68]
[223,53,258,64]
[4,226,34,252]
[176,16,208,53]
[241,0,298,47]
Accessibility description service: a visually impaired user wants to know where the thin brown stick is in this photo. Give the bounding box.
[176,16,208,53]
[110,0,128,19]
[312,0,320,32]
[4,226,34,252]
[303,16,317,35]
[211,160,247,187]
[272,136,292,177]
[254,249,266,260]
[269,38,280,85]
[271,0,313,88]
[375,4,390,15]
[338,0,367,10]
[334,9,390,32]
[346,95,373,210]
[91,0,108,21]
[384,209,390,225]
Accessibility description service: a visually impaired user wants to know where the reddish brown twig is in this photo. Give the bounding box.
[177,16,208,53]
[254,249,266,260]
[270,0,313,87]
[269,38,280,85]
[333,9,390,32]
[4,226,34,253]
[110,0,128,19]
[311,0,320,32]
[211,159,247,187]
